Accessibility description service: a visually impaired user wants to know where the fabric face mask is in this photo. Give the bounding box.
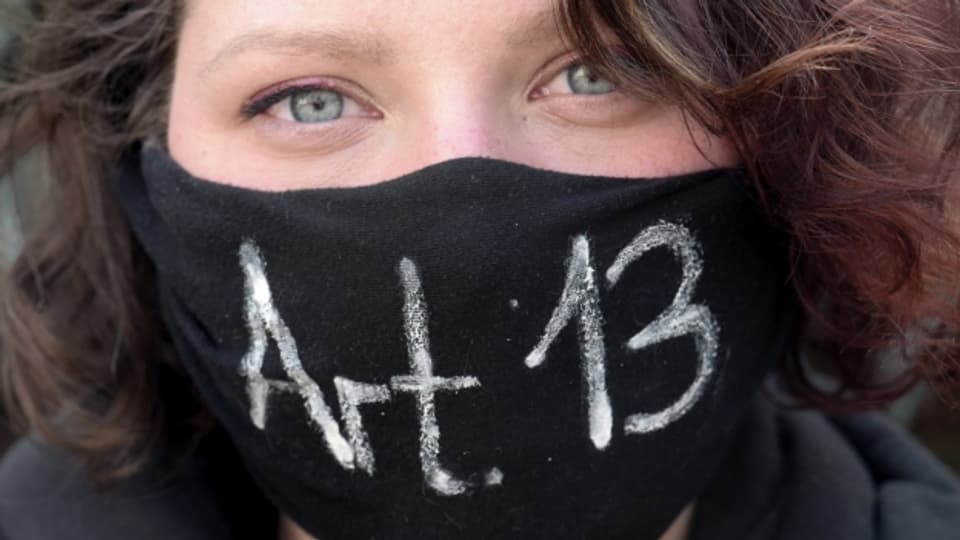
[113,144,799,540]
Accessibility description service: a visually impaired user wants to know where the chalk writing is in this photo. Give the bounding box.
[390,258,488,495]
[239,241,356,470]
[524,236,613,450]
[606,222,718,434]
[333,376,391,475]
[235,221,719,494]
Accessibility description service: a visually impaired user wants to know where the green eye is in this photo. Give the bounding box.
[567,64,615,95]
[289,89,345,123]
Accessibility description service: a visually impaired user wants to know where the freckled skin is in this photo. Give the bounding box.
[172,1,728,537]
[172,0,738,190]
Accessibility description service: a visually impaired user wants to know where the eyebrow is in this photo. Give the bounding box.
[202,9,565,77]
[202,29,394,76]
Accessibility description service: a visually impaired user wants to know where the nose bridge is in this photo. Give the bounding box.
[411,74,514,164]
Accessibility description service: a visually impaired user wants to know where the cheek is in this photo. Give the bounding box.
[639,111,740,176]
[511,106,740,179]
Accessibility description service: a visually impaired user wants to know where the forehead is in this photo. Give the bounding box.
[182,0,567,73]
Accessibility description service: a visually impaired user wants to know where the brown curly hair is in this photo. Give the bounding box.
[1,0,959,483]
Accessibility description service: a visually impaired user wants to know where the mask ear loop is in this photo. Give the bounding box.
[107,142,177,383]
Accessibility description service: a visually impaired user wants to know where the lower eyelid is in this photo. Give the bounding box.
[250,113,377,150]
[537,93,656,127]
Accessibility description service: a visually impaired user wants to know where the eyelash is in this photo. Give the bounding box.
[241,56,619,123]
[242,81,354,118]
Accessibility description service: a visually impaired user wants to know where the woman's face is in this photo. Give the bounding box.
[168,4,731,538]
[169,0,738,190]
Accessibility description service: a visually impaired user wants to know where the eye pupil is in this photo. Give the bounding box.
[568,64,615,95]
[290,89,344,123]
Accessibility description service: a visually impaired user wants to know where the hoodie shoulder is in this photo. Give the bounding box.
[0,436,235,540]
[690,398,960,540]
[829,411,960,540]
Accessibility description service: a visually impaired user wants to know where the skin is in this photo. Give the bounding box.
[171,1,739,538]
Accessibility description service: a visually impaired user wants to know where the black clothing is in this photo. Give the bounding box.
[113,144,799,538]
[0,427,276,540]
[689,399,960,540]
[1,398,959,539]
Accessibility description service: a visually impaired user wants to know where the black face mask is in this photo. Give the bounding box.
[113,144,799,540]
